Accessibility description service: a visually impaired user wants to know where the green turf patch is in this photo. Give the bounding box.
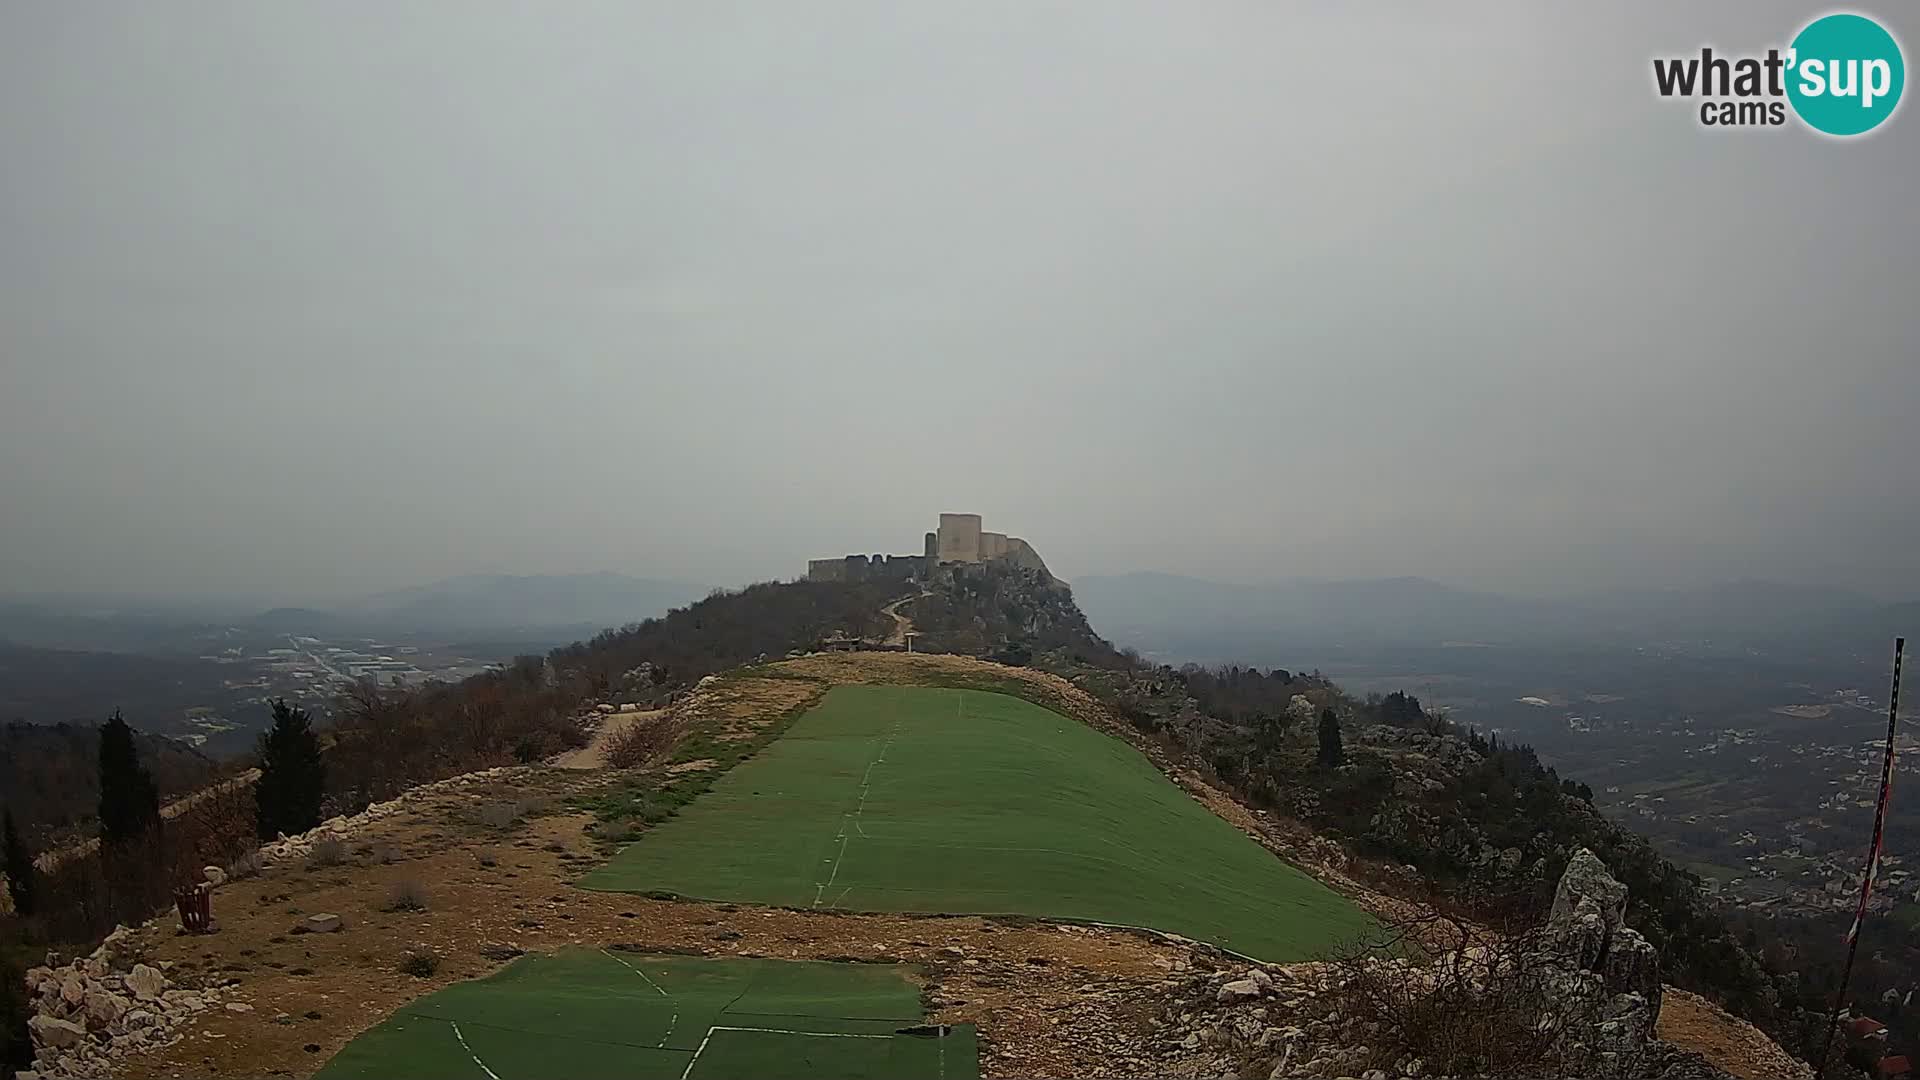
[314,950,974,1080]
[581,685,1376,961]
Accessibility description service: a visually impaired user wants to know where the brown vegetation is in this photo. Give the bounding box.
[1321,913,1607,1078]
[601,714,685,769]
[22,778,257,945]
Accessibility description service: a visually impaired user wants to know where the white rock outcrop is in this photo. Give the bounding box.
[24,926,223,1077]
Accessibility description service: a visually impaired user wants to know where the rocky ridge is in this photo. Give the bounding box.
[1149,848,1743,1079]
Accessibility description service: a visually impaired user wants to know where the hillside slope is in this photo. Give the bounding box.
[895,563,1836,1067]
[7,567,1820,1079]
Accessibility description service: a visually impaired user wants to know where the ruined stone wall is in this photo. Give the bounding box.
[807,554,926,583]
[1000,537,1052,579]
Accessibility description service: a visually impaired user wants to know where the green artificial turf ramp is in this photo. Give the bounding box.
[582,685,1375,960]
[314,950,975,1080]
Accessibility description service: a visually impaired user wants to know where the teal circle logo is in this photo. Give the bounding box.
[1787,13,1905,136]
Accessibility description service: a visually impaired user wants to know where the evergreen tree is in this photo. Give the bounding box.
[255,699,326,839]
[97,710,161,845]
[1317,707,1345,767]
[2,808,33,917]
[1,947,30,1078]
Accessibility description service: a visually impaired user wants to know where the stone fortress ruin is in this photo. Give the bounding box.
[806,513,1051,584]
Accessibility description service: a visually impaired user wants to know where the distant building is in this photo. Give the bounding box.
[806,512,1051,583]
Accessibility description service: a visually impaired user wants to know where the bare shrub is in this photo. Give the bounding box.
[165,777,258,884]
[475,802,518,830]
[1321,909,1617,1079]
[305,836,346,870]
[384,878,428,912]
[604,715,686,769]
[398,947,439,977]
[226,848,264,881]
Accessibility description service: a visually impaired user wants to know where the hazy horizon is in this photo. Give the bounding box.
[6,2,1917,603]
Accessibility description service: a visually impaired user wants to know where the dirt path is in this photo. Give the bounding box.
[552,709,665,769]
[880,592,924,647]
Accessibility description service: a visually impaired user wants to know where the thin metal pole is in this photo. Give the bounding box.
[1818,636,1904,1075]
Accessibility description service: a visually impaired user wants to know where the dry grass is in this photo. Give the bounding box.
[226,848,265,881]
[1319,909,1625,1079]
[384,878,429,913]
[475,801,518,829]
[398,948,439,978]
[306,837,347,870]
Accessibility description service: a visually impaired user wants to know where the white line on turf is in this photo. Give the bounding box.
[678,1027,716,1080]
[811,710,904,909]
[601,948,678,1047]
[448,1020,503,1080]
[675,1022,890,1068]
[677,1025,897,1080]
[712,1026,894,1038]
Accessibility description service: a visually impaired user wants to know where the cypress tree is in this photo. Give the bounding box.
[255,699,326,839]
[2,808,34,917]
[97,710,161,845]
[1317,707,1345,768]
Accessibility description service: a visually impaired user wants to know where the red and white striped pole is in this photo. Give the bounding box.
[1819,636,1903,1075]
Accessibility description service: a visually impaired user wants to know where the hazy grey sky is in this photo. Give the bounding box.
[3,2,1916,602]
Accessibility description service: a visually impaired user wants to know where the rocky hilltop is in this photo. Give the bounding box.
[3,566,1825,1079]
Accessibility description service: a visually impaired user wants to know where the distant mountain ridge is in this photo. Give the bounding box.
[1071,571,1913,663]
[0,573,714,654]
[337,572,710,633]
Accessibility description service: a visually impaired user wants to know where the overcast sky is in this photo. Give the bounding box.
[3,2,1916,604]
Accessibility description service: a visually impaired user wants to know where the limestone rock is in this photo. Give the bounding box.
[1604,926,1663,1017]
[305,913,344,934]
[1216,978,1264,1004]
[83,989,127,1029]
[124,964,165,1001]
[1552,848,1627,933]
[28,1015,86,1049]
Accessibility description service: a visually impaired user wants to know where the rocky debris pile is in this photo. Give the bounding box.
[1150,850,1740,1080]
[19,925,226,1079]
[257,765,522,863]
[1150,960,1352,1079]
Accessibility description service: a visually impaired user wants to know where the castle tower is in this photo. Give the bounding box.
[936,513,984,563]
